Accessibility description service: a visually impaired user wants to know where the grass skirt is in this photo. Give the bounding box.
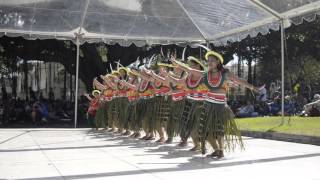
[136,98,155,133]
[107,99,118,128]
[198,101,244,152]
[87,113,96,128]
[154,96,171,133]
[179,99,204,139]
[127,100,138,131]
[117,97,129,130]
[94,101,108,128]
[166,99,186,138]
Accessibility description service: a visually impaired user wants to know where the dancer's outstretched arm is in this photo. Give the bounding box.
[227,72,261,92]
[167,72,187,89]
[170,57,204,77]
[120,80,138,91]
[84,93,93,101]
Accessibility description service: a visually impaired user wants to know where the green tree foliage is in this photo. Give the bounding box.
[222,17,320,95]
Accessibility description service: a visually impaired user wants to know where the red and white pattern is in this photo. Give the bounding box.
[171,91,186,101]
[187,75,202,89]
[139,80,149,92]
[118,89,127,97]
[187,89,207,101]
[208,71,222,88]
[205,92,227,104]
[155,86,170,96]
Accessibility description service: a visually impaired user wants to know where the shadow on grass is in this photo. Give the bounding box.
[266,117,293,133]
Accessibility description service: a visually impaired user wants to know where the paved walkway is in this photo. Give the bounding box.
[0,129,320,180]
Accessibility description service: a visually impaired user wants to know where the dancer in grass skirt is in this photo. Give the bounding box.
[92,78,108,129]
[169,56,207,152]
[123,68,156,140]
[115,67,130,134]
[101,73,119,132]
[147,61,174,143]
[172,50,262,158]
[84,89,101,130]
[165,68,187,144]
[120,70,142,138]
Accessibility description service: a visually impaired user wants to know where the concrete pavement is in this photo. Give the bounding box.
[0,129,319,180]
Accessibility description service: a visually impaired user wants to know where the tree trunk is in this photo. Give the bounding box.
[70,72,73,102]
[23,59,28,100]
[12,77,17,98]
[63,68,67,100]
[237,56,242,77]
[246,59,253,99]
[253,59,257,85]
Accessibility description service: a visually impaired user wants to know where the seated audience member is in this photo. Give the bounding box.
[236,101,255,118]
[255,102,270,116]
[269,97,281,115]
[39,101,49,122]
[302,94,320,117]
[256,84,267,102]
[31,102,43,126]
[284,95,295,116]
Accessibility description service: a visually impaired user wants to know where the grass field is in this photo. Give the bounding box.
[236,116,320,137]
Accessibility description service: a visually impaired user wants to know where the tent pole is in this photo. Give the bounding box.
[280,19,285,123]
[74,0,88,128]
[74,34,80,128]
[249,0,286,123]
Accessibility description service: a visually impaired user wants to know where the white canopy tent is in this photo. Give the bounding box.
[1,0,320,127]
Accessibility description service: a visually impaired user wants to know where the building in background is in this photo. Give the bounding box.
[1,60,86,101]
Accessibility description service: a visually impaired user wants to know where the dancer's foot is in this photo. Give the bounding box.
[165,137,173,144]
[115,129,123,134]
[129,133,136,138]
[206,150,220,158]
[140,135,149,140]
[146,136,155,141]
[189,145,200,151]
[122,130,131,136]
[156,137,165,144]
[217,150,224,159]
[134,132,141,139]
[178,140,188,147]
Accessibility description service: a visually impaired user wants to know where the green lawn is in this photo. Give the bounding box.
[236,116,320,137]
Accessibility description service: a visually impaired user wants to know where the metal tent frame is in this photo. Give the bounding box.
[1,0,320,127]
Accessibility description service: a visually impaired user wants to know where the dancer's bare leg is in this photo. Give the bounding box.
[217,135,224,158]
[178,137,188,147]
[207,134,220,157]
[189,130,200,151]
[146,131,155,140]
[156,127,166,143]
[141,130,149,140]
